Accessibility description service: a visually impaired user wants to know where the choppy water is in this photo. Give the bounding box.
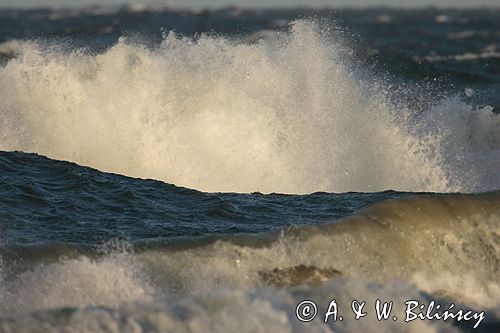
[0,5,499,333]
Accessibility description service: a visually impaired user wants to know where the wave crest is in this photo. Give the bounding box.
[0,21,499,193]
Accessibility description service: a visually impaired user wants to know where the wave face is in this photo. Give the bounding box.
[1,20,499,193]
[0,153,499,332]
[0,152,498,314]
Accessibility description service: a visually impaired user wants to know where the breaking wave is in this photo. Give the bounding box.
[0,21,498,193]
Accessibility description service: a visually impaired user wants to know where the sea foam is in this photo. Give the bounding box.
[0,20,498,193]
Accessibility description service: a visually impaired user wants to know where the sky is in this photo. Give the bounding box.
[0,0,499,9]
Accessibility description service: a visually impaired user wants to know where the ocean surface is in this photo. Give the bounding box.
[0,4,499,333]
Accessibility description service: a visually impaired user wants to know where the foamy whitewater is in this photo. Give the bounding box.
[0,6,499,333]
[1,21,498,193]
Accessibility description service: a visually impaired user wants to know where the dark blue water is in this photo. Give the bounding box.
[0,150,405,246]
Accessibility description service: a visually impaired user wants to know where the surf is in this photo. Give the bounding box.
[1,189,498,317]
[0,21,498,194]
